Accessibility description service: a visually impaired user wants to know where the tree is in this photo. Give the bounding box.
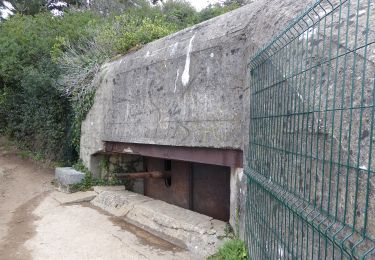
[161,0,196,27]
[223,0,248,7]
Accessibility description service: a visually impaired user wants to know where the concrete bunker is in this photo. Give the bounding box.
[80,0,319,237]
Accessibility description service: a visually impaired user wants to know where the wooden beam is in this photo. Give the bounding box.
[116,171,171,180]
[104,142,243,168]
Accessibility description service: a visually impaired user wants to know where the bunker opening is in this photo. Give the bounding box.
[100,141,243,222]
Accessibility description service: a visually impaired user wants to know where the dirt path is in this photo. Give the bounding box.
[0,138,53,259]
[0,138,199,260]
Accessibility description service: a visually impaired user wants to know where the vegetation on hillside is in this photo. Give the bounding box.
[0,0,244,164]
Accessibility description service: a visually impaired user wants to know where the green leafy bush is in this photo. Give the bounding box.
[0,12,99,162]
[197,2,240,23]
[209,239,248,260]
[72,160,128,191]
[161,0,197,27]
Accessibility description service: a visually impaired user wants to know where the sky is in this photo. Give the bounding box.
[0,1,13,19]
[186,0,221,11]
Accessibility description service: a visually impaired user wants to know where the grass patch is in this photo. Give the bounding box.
[208,239,248,260]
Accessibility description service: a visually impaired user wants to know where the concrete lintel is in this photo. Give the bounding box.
[104,142,243,167]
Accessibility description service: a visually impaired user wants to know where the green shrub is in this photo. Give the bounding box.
[197,2,240,23]
[208,239,248,260]
[72,160,127,191]
[92,7,178,55]
[0,12,99,162]
[161,0,197,27]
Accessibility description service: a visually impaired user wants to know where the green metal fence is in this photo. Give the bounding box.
[245,0,375,258]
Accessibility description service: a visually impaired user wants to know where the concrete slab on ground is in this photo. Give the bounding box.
[91,190,228,257]
[91,190,153,217]
[25,196,201,260]
[93,185,126,194]
[52,191,97,205]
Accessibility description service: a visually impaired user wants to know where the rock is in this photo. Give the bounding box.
[55,167,85,185]
[55,167,85,193]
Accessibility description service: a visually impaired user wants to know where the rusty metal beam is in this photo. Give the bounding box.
[104,142,243,168]
[116,171,170,180]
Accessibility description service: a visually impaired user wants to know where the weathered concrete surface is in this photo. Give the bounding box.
[229,168,246,237]
[91,190,228,257]
[81,0,316,158]
[81,0,318,238]
[93,185,126,194]
[91,190,153,217]
[52,190,97,205]
[25,195,201,260]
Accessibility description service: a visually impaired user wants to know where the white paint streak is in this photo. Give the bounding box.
[170,42,179,56]
[238,169,243,181]
[358,9,367,16]
[174,69,180,93]
[181,34,196,87]
[297,92,304,101]
[299,27,317,41]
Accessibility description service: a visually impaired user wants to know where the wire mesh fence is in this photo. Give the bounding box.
[245,0,375,258]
